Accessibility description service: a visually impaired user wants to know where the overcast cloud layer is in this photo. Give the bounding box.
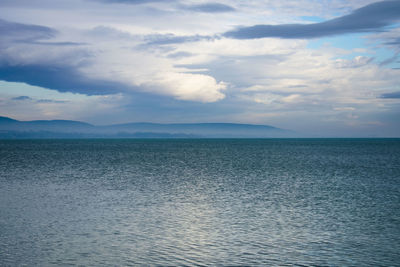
[0,0,399,136]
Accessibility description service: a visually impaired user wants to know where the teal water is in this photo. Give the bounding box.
[1,139,399,266]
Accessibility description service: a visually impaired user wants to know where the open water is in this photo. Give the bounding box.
[1,139,399,266]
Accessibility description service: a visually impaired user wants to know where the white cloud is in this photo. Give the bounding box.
[144,72,226,102]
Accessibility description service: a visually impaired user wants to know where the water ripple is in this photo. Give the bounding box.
[0,139,399,266]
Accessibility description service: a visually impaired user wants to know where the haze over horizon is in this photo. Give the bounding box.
[1,0,400,137]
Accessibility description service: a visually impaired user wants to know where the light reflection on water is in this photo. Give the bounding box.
[1,139,400,266]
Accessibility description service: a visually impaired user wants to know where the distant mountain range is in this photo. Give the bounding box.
[0,116,295,138]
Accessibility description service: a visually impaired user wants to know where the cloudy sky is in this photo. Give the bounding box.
[0,0,399,136]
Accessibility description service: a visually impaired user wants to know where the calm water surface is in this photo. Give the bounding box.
[1,139,399,266]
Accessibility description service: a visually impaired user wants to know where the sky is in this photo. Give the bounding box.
[0,0,399,137]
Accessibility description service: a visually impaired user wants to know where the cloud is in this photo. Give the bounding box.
[184,3,235,13]
[247,92,304,105]
[0,19,82,47]
[381,91,400,98]
[0,19,88,65]
[1,0,399,136]
[93,0,165,4]
[224,0,400,39]
[0,20,128,96]
[0,19,56,43]
[0,64,129,95]
[385,38,400,46]
[0,85,127,122]
[167,51,193,58]
[23,41,86,46]
[379,54,399,66]
[93,0,235,13]
[144,72,226,102]
[335,56,374,68]
[36,99,67,103]
[0,18,228,102]
[12,95,32,101]
[87,26,135,41]
[143,34,214,46]
[11,95,66,103]
[334,107,356,111]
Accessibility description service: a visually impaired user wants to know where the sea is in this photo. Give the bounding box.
[1,139,399,266]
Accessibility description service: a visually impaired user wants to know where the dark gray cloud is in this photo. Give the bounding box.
[0,64,129,95]
[12,96,32,101]
[0,19,130,95]
[167,51,193,58]
[36,99,67,103]
[11,95,66,103]
[381,91,400,98]
[379,54,399,66]
[143,33,215,45]
[184,3,235,13]
[385,37,400,46]
[22,41,86,46]
[88,26,135,40]
[0,19,56,43]
[224,0,400,39]
[0,19,83,47]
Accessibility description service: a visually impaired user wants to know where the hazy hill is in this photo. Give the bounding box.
[0,116,294,138]
[0,116,94,133]
[0,116,18,123]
